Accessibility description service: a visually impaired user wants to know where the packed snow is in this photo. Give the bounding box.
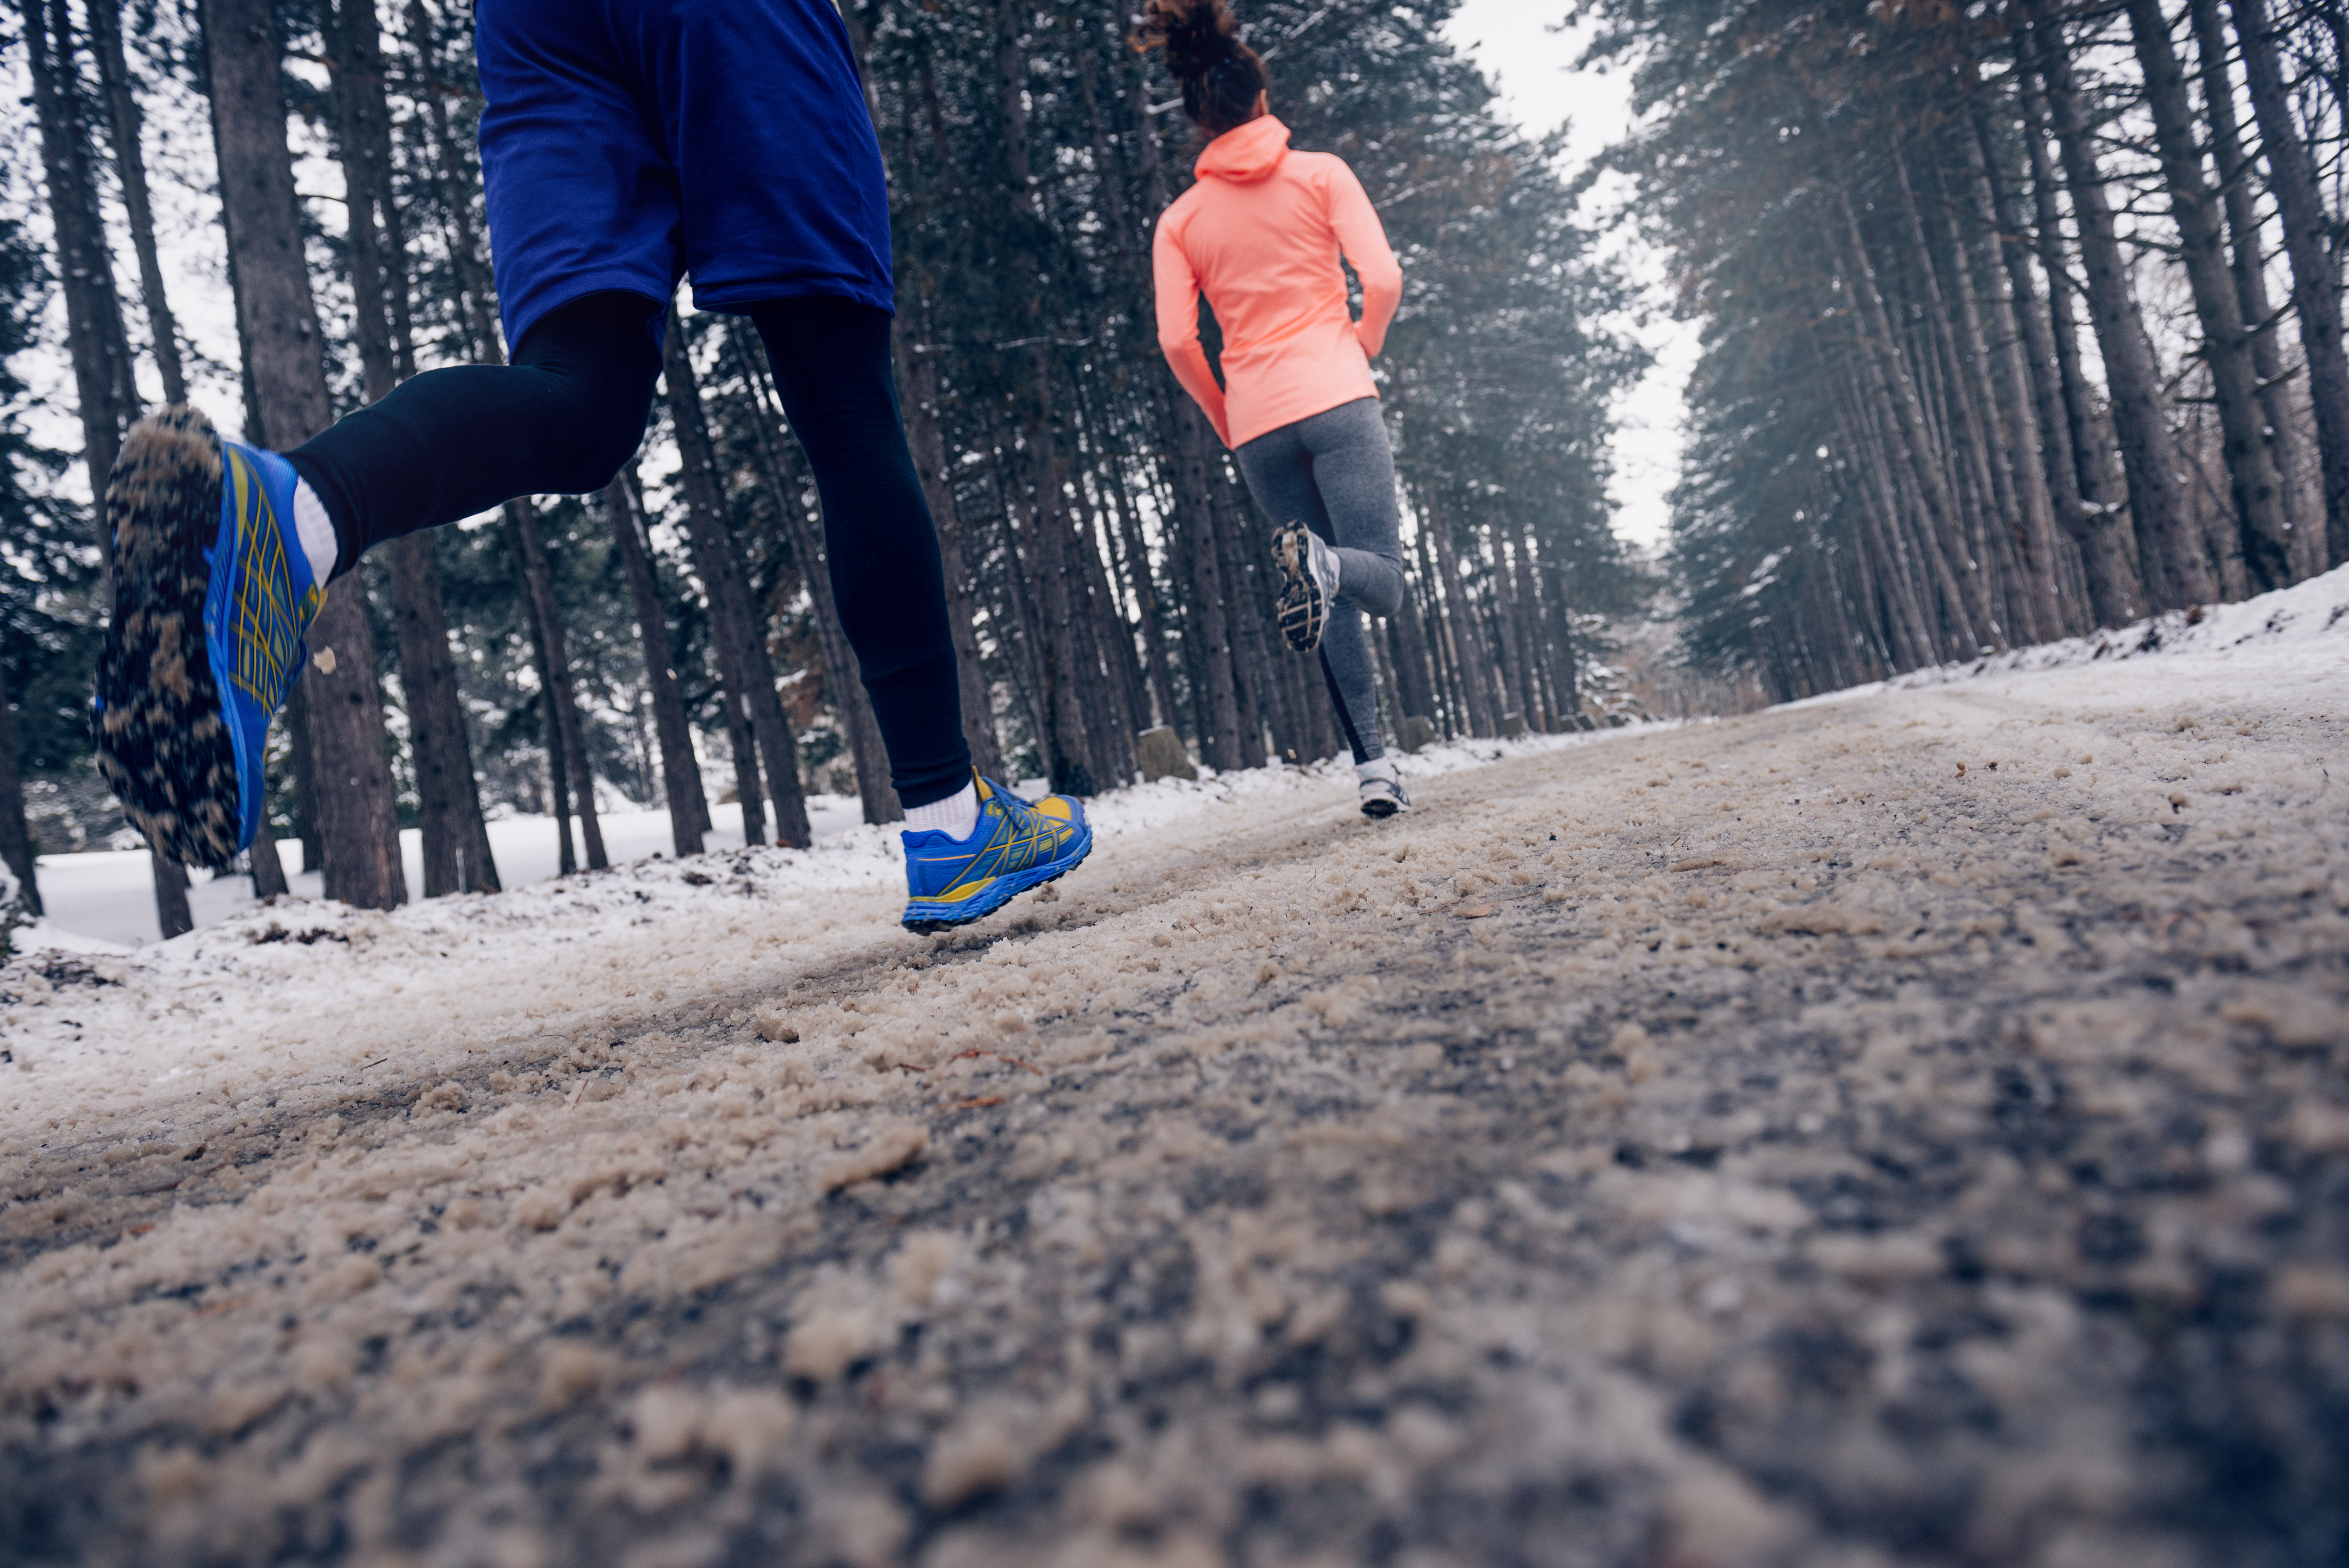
[0,566,2343,1567]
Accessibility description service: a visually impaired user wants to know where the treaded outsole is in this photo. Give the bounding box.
[93,407,242,867]
[1360,796,1403,819]
[902,829,1095,934]
[1274,527,1327,652]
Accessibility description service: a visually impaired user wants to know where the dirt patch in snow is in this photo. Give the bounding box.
[1,640,2344,1567]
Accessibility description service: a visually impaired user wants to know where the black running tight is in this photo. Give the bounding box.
[285,290,972,809]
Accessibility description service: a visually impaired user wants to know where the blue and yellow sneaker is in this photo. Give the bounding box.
[93,407,325,866]
[901,775,1093,933]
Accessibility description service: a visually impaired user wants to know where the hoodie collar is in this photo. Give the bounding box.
[1194,115,1291,184]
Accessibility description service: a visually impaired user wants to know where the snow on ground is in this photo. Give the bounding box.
[27,797,876,951]
[1,570,2344,1567]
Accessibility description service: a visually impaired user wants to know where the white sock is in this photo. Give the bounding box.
[1356,755,1397,784]
[292,477,338,586]
[903,781,980,839]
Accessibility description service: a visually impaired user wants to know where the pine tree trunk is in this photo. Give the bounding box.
[384,534,498,892]
[1385,568,1438,729]
[202,0,405,908]
[1934,146,2065,642]
[1549,566,1584,720]
[2190,0,2319,578]
[1835,189,1986,652]
[1423,503,1497,735]
[327,0,496,897]
[27,0,135,537]
[606,474,706,855]
[1208,472,1272,763]
[2232,0,2349,569]
[529,600,575,876]
[1972,104,2141,626]
[733,332,900,823]
[87,0,185,404]
[1889,146,2012,644]
[2034,22,2214,608]
[2018,78,2138,595]
[0,662,38,916]
[1167,400,1244,769]
[660,311,809,845]
[2125,0,2295,591]
[506,498,605,869]
[1836,369,1941,668]
[893,319,1002,776]
[1100,454,1180,731]
[36,0,243,923]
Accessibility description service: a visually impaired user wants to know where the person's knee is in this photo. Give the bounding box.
[540,389,652,494]
[514,292,661,491]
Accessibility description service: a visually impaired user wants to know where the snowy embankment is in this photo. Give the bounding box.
[0,565,2342,1568]
[0,724,1620,1140]
[1800,558,2349,705]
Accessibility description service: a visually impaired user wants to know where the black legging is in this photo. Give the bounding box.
[286,290,972,809]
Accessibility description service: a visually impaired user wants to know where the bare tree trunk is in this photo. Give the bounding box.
[1423,501,1500,735]
[1167,399,1245,769]
[1833,193,1983,653]
[383,535,498,892]
[88,0,185,404]
[24,0,137,542]
[730,328,900,823]
[1889,145,2013,644]
[328,0,497,897]
[661,309,809,845]
[894,318,1002,776]
[29,0,205,928]
[2190,0,2319,577]
[0,663,39,916]
[1972,104,2141,626]
[1208,472,1272,762]
[608,475,706,856]
[2232,0,2349,569]
[722,692,765,845]
[2126,0,2295,591]
[2034,20,2214,607]
[1936,144,2066,641]
[507,499,604,870]
[202,0,404,909]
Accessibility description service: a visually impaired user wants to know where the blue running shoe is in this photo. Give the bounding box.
[94,408,325,865]
[901,775,1093,933]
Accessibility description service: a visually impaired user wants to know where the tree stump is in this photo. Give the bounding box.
[1402,715,1437,753]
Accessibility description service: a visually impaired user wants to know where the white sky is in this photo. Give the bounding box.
[1441,0,1695,553]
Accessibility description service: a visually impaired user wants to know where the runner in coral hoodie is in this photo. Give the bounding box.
[1142,0,1412,819]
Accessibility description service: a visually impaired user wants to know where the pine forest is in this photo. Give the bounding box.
[0,0,2344,936]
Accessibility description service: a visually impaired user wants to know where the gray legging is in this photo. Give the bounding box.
[1234,396,1407,764]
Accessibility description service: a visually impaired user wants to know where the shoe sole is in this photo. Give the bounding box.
[1361,796,1404,819]
[901,825,1095,933]
[93,409,243,867]
[1274,528,1327,652]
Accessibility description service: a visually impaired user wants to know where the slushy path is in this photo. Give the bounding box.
[1,610,2343,1567]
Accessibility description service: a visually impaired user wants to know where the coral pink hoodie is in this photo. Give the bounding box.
[1153,116,1401,450]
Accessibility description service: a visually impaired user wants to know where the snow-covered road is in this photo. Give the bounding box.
[3,571,2344,1567]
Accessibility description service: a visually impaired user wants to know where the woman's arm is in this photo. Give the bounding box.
[1152,220,1233,447]
[1327,162,1401,359]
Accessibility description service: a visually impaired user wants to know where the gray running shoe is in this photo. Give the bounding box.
[1274,524,1339,652]
[1359,773,1411,818]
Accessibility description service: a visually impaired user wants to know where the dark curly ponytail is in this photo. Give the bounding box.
[1134,0,1268,137]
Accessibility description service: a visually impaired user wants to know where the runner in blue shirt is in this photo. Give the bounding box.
[94,0,1089,932]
